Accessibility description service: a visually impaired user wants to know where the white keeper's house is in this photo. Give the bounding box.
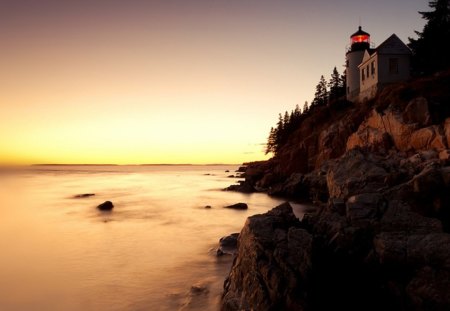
[346,26,412,102]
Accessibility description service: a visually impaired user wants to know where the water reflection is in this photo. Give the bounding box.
[0,165,300,310]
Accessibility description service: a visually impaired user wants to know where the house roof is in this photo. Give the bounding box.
[376,34,411,55]
[357,34,411,68]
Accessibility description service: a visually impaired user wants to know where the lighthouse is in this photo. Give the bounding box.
[346,26,371,101]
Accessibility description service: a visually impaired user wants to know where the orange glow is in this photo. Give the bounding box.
[0,1,422,165]
[352,35,370,44]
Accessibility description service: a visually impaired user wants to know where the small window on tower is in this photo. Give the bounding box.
[371,61,376,75]
[362,69,365,81]
[389,58,399,74]
[366,65,369,78]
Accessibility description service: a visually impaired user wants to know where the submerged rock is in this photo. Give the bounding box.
[74,193,95,198]
[97,201,114,211]
[224,203,248,210]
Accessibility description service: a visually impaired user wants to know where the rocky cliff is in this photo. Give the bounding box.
[222,72,450,310]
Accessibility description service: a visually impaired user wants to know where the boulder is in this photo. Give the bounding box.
[410,126,447,151]
[97,201,114,211]
[217,233,239,255]
[346,108,418,152]
[224,203,248,210]
[380,201,442,234]
[326,150,388,199]
[403,97,431,126]
[222,203,308,311]
[346,193,385,224]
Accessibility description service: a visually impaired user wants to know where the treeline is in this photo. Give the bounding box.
[265,67,346,155]
[408,0,450,75]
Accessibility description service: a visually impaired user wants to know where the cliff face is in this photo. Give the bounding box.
[222,72,450,310]
[229,71,450,199]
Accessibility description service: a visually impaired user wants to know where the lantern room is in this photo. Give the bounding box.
[350,26,370,52]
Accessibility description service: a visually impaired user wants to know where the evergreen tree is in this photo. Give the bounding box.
[340,70,347,96]
[303,101,309,113]
[408,0,450,74]
[328,67,341,100]
[283,111,290,126]
[312,75,328,106]
[294,104,301,117]
[265,127,276,154]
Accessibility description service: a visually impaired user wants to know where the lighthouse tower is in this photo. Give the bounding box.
[346,26,371,101]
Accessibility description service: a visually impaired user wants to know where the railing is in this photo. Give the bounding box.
[345,41,376,53]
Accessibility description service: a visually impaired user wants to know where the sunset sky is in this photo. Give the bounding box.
[0,0,428,164]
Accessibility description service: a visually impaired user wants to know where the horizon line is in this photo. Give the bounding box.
[29,163,241,166]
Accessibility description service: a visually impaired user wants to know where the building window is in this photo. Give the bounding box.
[371,61,376,75]
[389,58,399,74]
[366,65,369,78]
[362,69,365,81]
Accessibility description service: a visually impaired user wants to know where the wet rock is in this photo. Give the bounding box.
[204,205,212,209]
[222,203,308,311]
[224,203,248,210]
[236,166,247,172]
[217,233,239,255]
[190,284,209,295]
[224,182,254,193]
[227,175,235,178]
[225,170,230,173]
[74,193,95,198]
[97,201,114,211]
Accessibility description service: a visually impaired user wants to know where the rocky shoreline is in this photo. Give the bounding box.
[221,74,450,310]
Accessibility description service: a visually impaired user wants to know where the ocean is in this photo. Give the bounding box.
[0,165,306,310]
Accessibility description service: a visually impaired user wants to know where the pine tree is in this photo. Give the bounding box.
[328,67,341,100]
[312,75,328,106]
[283,111,290,129]
[408,0,450,74]
[294,104,301,117]
[303,101,309,113]
[265,127,276,154]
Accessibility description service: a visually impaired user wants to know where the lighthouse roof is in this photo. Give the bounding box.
[351,26,370,38]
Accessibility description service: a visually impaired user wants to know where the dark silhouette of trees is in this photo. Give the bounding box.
[408,0,450,75]
[303,101,309,113]
[312,75,328,107]
[328,67,346,101]
[265,67,347,155]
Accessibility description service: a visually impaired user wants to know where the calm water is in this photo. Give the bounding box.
[0,165,305,311]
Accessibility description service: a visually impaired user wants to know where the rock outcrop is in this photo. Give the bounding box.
[222,198,450,311]
[222,203,310,311]
[224,203,248,210]
[97,201,114,211]
[222,72,450,310]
